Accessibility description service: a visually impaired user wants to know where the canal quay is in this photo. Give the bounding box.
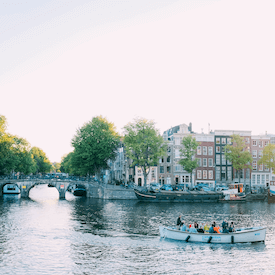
[0,183,274,275]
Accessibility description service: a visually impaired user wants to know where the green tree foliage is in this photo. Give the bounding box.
[71,116,120,177]
[60,152,74,174]
[30,147,53,174]
[179,135,199,187]
[225,134,252,181]
[123,118,167,185]
[0,115,36,175]
[258,143,275,172]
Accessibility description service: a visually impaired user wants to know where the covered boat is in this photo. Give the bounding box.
[68,184,86,196]
[159,226,266,244]
[3,183,20,194]
[134,189,224,202]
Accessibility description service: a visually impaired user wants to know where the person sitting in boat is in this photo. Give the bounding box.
[229,222,235,232]
[213,224,220,234]
[177,215,183,229]
[180,221,187,232]
[189,225,198,233]
[197,226,204,233]
[209,224,215,233]
[222,220,228,231]
[194,222,199,229]
[204,223,210,232]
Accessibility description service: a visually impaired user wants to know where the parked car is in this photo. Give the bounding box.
[149,183,161,191]
[160,184,173,191]
[173,184,187,191]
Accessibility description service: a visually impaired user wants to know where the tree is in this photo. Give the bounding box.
[258,143,275,173]
[60,152,74,175]
[224,134,252,189]
[178,135,199,189]
[71,116,120,177]
[30,147,53,174]
[123,117,167,186]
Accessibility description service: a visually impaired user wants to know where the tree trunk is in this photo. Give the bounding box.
[190,171,193,189]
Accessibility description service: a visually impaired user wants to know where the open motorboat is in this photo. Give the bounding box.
[159,226,266,244]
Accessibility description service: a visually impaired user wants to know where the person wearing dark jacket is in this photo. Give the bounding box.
[177,215,183,229]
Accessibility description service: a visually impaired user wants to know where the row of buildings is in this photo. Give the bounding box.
[104,123,275,190]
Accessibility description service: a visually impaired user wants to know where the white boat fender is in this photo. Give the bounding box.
[207,236,212,243]
[231,236,234,244]
[185,235,190,242]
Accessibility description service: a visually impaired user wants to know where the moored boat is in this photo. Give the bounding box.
[68,184,86,196]
[3,183,20,194]
[268,181,275,203]
[159,226,266,244]
[134,188,224,202]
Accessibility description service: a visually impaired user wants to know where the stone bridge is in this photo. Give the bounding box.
[0,179,93,199]
[0,179,137,200]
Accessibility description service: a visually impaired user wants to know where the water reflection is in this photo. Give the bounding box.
[0,192,275,274]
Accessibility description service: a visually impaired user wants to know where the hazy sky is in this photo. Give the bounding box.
[1,0,274,163]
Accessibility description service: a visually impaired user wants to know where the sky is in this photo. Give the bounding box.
[1,0,275,163]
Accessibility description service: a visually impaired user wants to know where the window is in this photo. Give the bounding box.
[167,147,171,152]
[227,138,232,144]
[216,167,220,180]
[265,141,269,146]
[197,170,202,179]
[186,176,190,182]
[208,147,213,155]
[252,174,256,185]
[203,146,207,155]
[222,155,226,165]
[222,138,226,144]
[261,174,265,184]
[216,146,220,153]
[257,175,260,184]
[259,164,263,171]
[203,170,207,179]
[216,156,220,165]
[197,146,201,155]
[227,167,232,180]
[259,141,263,148]
[197,158,202,167]
[167,166,171,173]
[175,149,180,158]
[182,176,185,183]
[252,160,257,170]
[245,138,250,144]
[265,165,269,171]
[175,137,180,145]
[174,165,181,172]
[252,140,257,146]
[160,166,164,173]
[216,138,220,144]
[209,170,213,179]
[167,156,170,163]
[258,150,263,158]
[252,150,257,158]
[203,158,207,167]
[208,158,213,167]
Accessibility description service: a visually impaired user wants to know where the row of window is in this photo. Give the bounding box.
[216,155,231,165]
[252,161,269,171]
[251,174,270,185]
[197,158,214,167]
[216,137,231,145]
[252,150,263,158]
[197,146,213,155]
[252,140,269,147]
[197,170,213,179]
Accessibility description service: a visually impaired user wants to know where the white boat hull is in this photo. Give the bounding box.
[159,226,266,244]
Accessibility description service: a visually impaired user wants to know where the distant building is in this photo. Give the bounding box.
[194,133,215,189]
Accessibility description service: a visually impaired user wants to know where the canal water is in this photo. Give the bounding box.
[0,184,275,275]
